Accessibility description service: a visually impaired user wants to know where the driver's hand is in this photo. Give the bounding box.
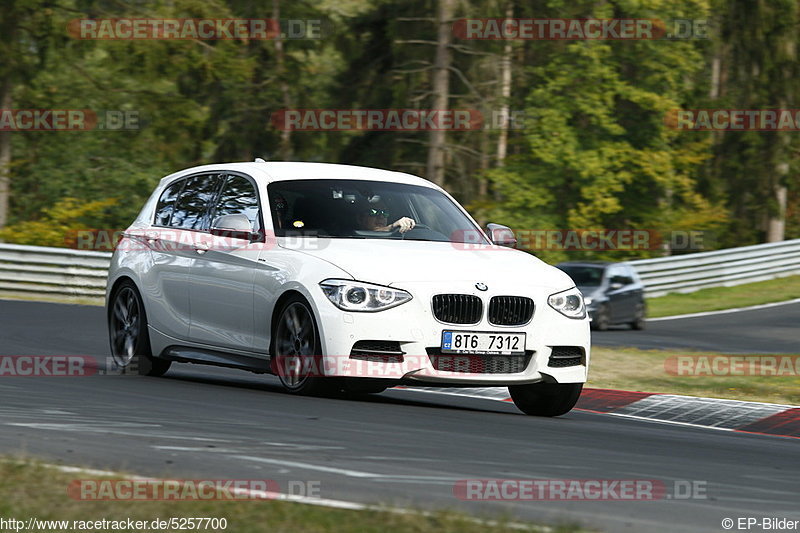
[391,217,416,233]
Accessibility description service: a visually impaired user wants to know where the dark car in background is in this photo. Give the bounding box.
[556,262,646,331]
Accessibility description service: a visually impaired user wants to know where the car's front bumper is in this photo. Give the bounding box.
[312,280,590,385]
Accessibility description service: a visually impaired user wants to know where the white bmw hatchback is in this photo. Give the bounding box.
[107,162,590,416]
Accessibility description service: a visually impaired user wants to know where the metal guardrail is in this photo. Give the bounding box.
[629,239,800,297]
[1,239,800,301]
[0,243,111,301]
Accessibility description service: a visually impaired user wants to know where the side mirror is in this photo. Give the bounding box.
[485,223,517,248]
[609,282,624,291]
[210,214,256,241]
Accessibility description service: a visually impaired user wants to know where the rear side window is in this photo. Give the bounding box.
[170,174,222,230]
[153,179,185,227]
[211,175,261,231]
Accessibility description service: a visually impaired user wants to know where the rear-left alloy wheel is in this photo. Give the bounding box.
[273,296,340,395]
[109,280,171,376]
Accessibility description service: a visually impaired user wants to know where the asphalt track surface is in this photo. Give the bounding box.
[0,300,798,533]
[593,301,800,354]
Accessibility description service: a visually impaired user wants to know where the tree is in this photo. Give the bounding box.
[484,0,724,261]
[712,0,799,243]
[425,0,455,187]
[0,0,61,228]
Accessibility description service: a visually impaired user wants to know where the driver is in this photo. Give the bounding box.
[356,203,416,233]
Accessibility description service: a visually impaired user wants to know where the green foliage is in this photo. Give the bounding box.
[0,0,796,253]
[701,0,800,245]
[479,0,731,260]
[0,197,118,247]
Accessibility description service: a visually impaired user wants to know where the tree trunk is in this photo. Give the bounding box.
[273,0,293,160]
[495,3,513,167]
[709,52,721,99]
[766,177,787,242]
[478,129,489,196]
[0,79,11,229]
[426,0,455,187]
[766,92,790,242]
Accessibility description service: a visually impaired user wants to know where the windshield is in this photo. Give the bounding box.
[267,179,488,243]
[557,265,605,287]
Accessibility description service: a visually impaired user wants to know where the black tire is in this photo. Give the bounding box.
[592,305,610,331]
[272,295,341,396]
[630,303,646,330]
[108,280,171,377]
[509,382,583,417]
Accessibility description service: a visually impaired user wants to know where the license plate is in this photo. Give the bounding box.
[441,331,526,355]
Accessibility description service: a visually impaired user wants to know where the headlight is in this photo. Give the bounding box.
[320,279,412,312]
[548,287,586,319]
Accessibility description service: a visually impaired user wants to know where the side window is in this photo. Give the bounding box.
[606,266,622,283]
[153,179,185,227]
[624,265,638,283]
[607,265,632,286]
[171,174,222,230]
[211,175,260,231]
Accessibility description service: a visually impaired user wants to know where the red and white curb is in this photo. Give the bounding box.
[398,387,800,438]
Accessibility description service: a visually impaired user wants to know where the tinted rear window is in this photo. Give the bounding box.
[558,265,605,286]
[170,174,222,230]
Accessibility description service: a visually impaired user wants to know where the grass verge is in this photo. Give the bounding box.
[0,459,584,533]
[588,346,800,405]
[0,290,104,307]
[646,275,800,318]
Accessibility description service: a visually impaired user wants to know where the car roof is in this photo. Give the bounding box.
[160,161,440,190]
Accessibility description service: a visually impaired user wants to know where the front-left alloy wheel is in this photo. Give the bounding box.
[108,280,171,376]
[273,295,340,395]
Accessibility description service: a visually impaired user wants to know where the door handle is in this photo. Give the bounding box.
[145,231,161,244]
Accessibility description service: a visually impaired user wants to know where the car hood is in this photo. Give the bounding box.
[284,238,574,289]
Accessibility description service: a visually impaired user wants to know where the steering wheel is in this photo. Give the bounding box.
[391,223,431,234]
